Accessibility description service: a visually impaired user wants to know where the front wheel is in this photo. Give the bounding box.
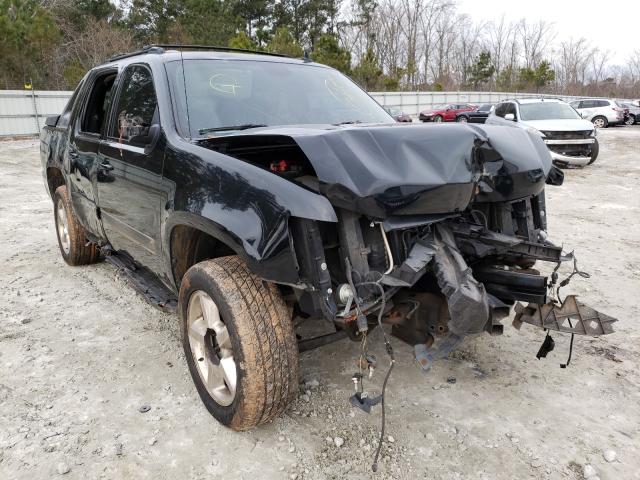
[625,114,635,126]
[433,115,443,123]
[179,256,299,431]
[588,138,599,165]
[456,116,468,123]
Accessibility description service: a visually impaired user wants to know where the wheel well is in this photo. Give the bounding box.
[47,167,65,196]
[170,225,235,288]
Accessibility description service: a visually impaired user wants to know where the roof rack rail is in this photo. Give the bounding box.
[108,45,165,62]
[147,44,291,59]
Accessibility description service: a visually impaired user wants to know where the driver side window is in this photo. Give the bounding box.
[110,65,158,146]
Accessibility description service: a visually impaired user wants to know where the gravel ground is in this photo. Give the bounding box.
[1,127,639,480]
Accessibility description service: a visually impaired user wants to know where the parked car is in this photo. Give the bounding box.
[419,103,476,122]
[41,46,615,432]
[455,104,493,123]
[385,106,412,122]
[486,98,599,167]
[569,98,626,128]
[620,101,640,125]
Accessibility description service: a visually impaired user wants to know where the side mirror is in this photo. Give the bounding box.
[45,115,60,127]
[504,113,515,121]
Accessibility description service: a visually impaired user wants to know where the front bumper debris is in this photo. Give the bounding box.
[513,295,617,336]
[548,150,592,166]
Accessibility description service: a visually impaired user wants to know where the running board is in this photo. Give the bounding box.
[104,252,178,313]
[513,295,616,336]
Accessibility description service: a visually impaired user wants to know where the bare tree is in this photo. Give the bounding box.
[517,19,555,68]
[337,0,638,97]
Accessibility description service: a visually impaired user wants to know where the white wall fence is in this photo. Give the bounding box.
[0,89,596,137]
[0,90,72,137]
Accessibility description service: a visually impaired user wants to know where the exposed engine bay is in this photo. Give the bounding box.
[199,123,615,359]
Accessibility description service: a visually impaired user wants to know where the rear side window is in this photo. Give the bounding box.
[110,65,158,146]
[596,100,609,107]
[80,71,117,135]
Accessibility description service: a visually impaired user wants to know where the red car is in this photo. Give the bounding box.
[385,107,413,122]
[419,103,476,122]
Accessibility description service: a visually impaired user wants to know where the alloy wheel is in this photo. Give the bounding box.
[593,118,606,128]
[187,290,237,406]
[56,200,70,254]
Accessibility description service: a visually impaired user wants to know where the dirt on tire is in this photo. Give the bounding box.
[53,185,100,266]
[179,256,299,431]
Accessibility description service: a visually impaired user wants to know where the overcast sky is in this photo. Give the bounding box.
[456,0,640,64]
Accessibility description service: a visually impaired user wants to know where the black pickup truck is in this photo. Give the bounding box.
[41,45,615,432]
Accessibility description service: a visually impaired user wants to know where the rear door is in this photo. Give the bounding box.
[97,63,167,272]
[67,68,118,238]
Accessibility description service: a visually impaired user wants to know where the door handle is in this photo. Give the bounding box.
[99,161,114,171]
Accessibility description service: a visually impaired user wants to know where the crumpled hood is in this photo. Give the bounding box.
[208,123,553,217]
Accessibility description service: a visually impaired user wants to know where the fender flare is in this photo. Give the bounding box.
[162,210,302,290]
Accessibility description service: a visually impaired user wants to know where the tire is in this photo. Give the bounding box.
[179,256,299,431]
[53,186,100,266]
[433,115,443,123]
[588,138,599,165]
[456,116,468,123]
[626,114,635,126]
[592,116,608,128]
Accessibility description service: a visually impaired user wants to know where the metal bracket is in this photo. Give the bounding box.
[513,295,616,336]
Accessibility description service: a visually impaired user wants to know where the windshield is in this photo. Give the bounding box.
[519,102,581,121]
[166,59,393,137]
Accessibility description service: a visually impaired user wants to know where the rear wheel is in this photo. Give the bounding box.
[456,116,468,123]
[433,115,443,123]
[592,116,608,128]
[53,186,100,266]
[588,138,599,165]
[625,114,635,126]
[179,256,299,430]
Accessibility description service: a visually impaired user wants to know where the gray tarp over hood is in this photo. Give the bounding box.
[204,123,553,216]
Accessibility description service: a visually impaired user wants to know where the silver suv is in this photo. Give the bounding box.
[486,98,599,167]
[569,99,625,128]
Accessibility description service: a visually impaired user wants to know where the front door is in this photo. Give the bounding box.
[97,64,167,273]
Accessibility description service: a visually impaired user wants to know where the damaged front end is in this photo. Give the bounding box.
[199,123,616,366]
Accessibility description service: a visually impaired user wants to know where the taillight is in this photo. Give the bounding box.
[612,107,623,112]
